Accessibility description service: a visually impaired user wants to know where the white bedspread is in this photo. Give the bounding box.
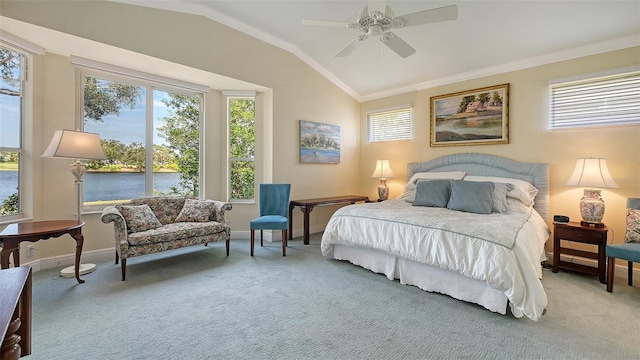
[320,199,550,321]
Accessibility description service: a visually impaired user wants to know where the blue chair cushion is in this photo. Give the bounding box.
[607,243,640,263]
[250,215,288,230]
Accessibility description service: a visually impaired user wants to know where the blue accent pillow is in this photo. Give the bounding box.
[412,179,451,208]
[447,180,494,214]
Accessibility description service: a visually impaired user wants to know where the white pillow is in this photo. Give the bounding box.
[464,175,539,206]
[405,171,467,191]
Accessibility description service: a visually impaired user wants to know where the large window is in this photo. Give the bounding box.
[0,47,24,218]
[81,72,203,208]
[228,97,255,201]
[367,106,412,142]
[549,69,640,129]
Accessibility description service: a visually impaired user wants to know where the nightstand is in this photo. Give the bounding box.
[553,221,608,284]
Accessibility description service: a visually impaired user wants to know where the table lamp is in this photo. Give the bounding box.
[566,158,619,227]
[42,129,107,277]
[371,159,395,201]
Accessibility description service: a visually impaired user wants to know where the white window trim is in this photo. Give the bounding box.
[226,95,256,203]
[0,42,35,223]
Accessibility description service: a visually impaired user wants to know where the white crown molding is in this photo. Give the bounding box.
[0,30,46,55]
[360,34,640,102]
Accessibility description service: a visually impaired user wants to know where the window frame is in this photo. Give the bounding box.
[77,67,205,213]
[226,95,256,203]
[549,66,640,130]
[0,45,29,222]
[367,105,412,142]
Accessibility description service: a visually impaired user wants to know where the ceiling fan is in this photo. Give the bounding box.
[302,1,457,58]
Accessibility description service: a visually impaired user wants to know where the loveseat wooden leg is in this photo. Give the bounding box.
[121,259,127,281]
[629,261,634,286]
[115,251,119,265]
[607,257,614,292]
[226,239,230,256]
[260,230,263,247]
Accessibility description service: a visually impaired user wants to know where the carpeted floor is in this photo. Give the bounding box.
[25,235,640,360]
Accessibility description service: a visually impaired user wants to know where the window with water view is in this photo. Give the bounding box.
[82,74,202,208]
[0,47,23,217]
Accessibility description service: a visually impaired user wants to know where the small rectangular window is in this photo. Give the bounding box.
[367,106,412,142]
[549,70,640,129]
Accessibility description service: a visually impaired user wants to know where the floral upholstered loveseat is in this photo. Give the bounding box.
[101,196,232,280]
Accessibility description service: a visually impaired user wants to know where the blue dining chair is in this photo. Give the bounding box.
[250,183,291,256]
[606,198,640,292]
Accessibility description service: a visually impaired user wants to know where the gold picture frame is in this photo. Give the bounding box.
[430,83,509,147]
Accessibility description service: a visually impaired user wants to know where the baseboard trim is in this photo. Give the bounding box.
[20,248,116,272]
[546,251,640,278]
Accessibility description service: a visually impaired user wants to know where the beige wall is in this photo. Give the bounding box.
[1,0,361,263]
[361,47,640,251]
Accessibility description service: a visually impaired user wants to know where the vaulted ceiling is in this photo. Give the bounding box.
[112,1,640,100]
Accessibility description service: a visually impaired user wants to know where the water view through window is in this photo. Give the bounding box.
[82,75,201,205]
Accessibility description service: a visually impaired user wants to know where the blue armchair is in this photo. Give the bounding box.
[250,184,291,256]
[606,198,640,292]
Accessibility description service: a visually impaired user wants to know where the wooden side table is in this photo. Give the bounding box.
[0,220,86,284]
[552,221,608,284]
[289,195,369,245]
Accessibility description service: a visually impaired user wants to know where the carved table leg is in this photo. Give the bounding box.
[70,231,85,284]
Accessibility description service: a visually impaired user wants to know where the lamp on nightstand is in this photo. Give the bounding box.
[371,160,395,201]
[42,129,107,277]
[566,158,619,227]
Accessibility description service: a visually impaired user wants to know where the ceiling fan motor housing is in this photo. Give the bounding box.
[356,5,395,34]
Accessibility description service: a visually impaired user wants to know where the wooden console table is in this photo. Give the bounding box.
[0,220,86,284]
[0,266,32,359]
[289,195,369,245]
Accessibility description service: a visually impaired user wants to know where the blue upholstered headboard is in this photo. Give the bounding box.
[407,153,550,222]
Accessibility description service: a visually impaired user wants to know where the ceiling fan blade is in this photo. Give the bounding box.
[380,32,416,58]
[394,5,458,28]
[336,36,366,57]
[302,19,351,27]
[367,0,387,17]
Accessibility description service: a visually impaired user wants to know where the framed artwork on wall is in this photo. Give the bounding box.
[430,83,509,147]
[299,120,340,164]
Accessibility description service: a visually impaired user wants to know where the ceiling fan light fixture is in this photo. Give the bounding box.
[368,24,383,36]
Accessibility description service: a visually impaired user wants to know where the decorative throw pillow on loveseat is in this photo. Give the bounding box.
[115,204,163,233]
[174,199,214,222]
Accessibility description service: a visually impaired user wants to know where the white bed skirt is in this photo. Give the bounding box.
[331,244,509,315]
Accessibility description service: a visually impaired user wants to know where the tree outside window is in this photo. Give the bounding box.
[229,98,255,201]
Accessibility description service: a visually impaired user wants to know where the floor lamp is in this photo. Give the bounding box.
[42,129,107,277]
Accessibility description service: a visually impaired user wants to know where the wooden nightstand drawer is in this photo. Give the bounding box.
[555,227,604,244]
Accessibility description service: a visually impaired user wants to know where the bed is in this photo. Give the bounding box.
[320,153,550,321]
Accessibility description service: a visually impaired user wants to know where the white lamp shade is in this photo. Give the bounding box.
[566,158,619,189]
[371,159,395,179]
[42,129,107,160]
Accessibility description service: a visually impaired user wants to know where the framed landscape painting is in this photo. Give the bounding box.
[299,120,340,164]
[430,83,509,147]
